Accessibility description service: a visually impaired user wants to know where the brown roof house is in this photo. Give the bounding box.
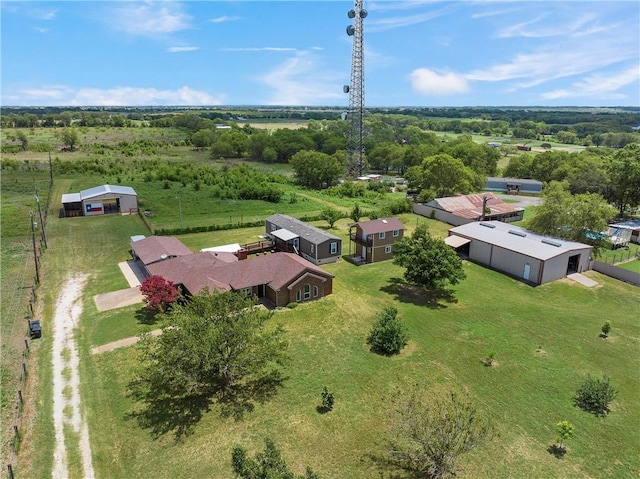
[131,236,194,272]
[348,217,405,264]
[132,236,333,307]
[413,192,524,227]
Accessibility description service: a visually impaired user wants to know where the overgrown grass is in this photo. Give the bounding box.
[17,200,640,479]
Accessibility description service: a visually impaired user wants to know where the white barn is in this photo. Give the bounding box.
[61,185,138,217]
[447,221,593,285]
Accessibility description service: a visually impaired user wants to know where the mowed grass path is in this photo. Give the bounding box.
[21,210,640,479]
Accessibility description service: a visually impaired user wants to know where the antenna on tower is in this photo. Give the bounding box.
[344,0,367,178]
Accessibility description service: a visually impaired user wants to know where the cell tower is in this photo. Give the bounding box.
[344,0,367,177]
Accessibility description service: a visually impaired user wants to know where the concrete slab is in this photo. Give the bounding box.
[94,287,144,311]
[118,260,146,287]
[567,273,599,288]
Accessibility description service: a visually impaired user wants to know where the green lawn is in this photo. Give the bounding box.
[17,205,640,479]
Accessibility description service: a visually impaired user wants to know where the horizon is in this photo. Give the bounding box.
[2,1,639,108]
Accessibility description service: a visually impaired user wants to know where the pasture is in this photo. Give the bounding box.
[14,201,640,479]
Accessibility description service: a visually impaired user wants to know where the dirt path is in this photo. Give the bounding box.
[91,328,163,355]
[51,274,95,479]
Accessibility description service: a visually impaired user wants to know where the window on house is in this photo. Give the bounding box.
[241,287,252,297]
[304,284,311,300]
[296,290,301,302]
[379,232,386,239]
[330,242,337,254]
[385,245,392,254]
[393,229,399,237]
[271,224,277,232]
[313,286,318,297]
[310,244,315,253]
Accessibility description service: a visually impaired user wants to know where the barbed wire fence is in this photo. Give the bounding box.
[5,170,52,479]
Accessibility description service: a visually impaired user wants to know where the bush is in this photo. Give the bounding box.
[574,375,617,416]
[318,386,334,413]
[366,306,408,356]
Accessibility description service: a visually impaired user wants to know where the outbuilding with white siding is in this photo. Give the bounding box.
[61,185,138,217]
[447,221,592,285]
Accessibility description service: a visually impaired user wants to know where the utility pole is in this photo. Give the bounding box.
[30,212,40,284]
[48,151,53,185]
[175,196,183,228]
[35,187,48,248]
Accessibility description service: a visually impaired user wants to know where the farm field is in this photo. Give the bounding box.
[13,198,640,479]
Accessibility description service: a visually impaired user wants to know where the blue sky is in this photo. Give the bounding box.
[2,1,639,107]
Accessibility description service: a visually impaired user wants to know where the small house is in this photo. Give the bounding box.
[348,217,404,264]
[265,214,342,265]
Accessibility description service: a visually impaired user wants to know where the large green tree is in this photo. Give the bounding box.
[606,143,640,216]
[290,150,344,189]
[130,290,289,434]
[526,181,616,249]
[393,225,466,291]
[405,153,484,199]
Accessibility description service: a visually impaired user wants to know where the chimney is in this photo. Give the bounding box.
[236,249,248,260]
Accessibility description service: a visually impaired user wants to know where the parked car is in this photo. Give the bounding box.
[29,319,42,339]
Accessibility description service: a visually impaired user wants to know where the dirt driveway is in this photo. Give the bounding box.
[52,274,95,479]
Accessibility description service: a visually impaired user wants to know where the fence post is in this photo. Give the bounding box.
[13,426,19,452]
[7,464,14,479]
[18,390,23,405]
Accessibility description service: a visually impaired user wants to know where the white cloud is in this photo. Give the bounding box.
[220,47,297,52]
[167,46,199,53]
[4,85,225,106]
[34,27,49,34]
[209,15,241,23]
[110,2,192,37]
[542,66,640,100]
[409,69,469,96]
[261,52,343,105]
[367,6,454,33]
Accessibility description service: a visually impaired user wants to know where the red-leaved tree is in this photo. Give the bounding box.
[140,275,180,312]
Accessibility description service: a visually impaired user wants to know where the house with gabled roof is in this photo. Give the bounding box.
[132,236,334,307]
[413,192,524,227]
[131,236,194,272]
[348,217,405,264]
[265,214,342,265]
[61,184,138,217]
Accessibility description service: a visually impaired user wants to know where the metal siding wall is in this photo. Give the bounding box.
[541,253,571,284]
[119,195,138,212]
[469,240,492,265]
[491,247,542,283]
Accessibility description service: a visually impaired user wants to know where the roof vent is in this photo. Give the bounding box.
[160,254,168,260]
[541,239,562,247]
[508,230,527,237]
[479,223,495,229]
[382,219,388,223]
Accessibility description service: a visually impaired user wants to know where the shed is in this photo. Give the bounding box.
[485,177,543,195]
[448,221,592,285]
[61,184,138,217]
[413,193,523,226]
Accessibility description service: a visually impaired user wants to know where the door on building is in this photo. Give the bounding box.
[567,254,580,274]
[523,263,531,281]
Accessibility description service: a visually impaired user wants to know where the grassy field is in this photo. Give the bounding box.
[14,198,640,479]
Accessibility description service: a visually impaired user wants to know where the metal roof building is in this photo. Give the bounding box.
[413,193,524,227]
[61,184,138,217]
[447,221,593,285]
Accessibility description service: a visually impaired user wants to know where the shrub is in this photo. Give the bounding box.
[319,386,334,412]
[601,321,611,338]
[366,306,408,356]
[574,375,617,416]
[555,420,574,451]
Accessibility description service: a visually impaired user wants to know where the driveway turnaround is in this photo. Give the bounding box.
[94,287,144,311]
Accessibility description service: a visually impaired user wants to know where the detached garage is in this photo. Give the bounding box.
[61,185,138,218]
[448,221,593,285]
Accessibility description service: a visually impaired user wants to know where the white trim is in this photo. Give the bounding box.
[287,272,329,290]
